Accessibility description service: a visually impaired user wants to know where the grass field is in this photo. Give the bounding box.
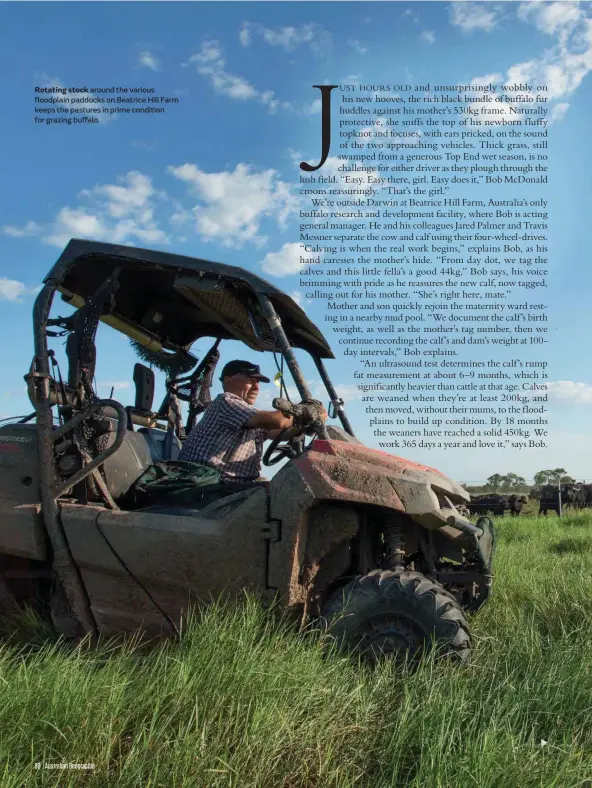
[1,511,591,787]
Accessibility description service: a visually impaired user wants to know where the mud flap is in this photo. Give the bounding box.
[459,516,495,612]
[476,516,495,573]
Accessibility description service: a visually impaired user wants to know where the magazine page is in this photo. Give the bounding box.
[1,1,590,784]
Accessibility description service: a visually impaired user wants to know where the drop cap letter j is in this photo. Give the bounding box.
[300,85,338,172]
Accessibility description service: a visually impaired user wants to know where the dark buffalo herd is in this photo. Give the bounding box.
[537,483,592,516]
[467,483,592,517]
[467,493,528,518]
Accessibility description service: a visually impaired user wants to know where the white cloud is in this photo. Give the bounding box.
[0,278,41,302]
[184,40,291,112]
[289,289,311,309]
[45,208,106,247]
[402,8,419,23]
[2,220,41,238]
[169,205,192,226]
[263,24,321,50]
[259,242,303,276]
[547,381,592,405]
[518,1,583,38]
[504,6,592,102]
[449,2,501,32]
[348,39,368,56]
[42,171,169,248]
[6,160,300,252]
[83,171,157,219]
[97,381,131,392]
[303,97,322,115]
[240,22,331,54]
[185,41,257,100]
[465,73,514,119]
[138,50,161,72]
[419,30,436,44]
[471,73,504,88]
[168,163,297,248]
[239,23,251,47]
[548,101,570,123]
[466,3,592,127]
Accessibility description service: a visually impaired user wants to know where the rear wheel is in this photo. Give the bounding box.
[321,569,471,665]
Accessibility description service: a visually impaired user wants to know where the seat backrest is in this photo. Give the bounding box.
[85,421,182,503]
[133,363,155,412]
[96,419,153,501]
[137,427,181,462]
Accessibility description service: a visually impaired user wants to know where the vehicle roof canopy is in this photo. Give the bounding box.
[45,239,334,359]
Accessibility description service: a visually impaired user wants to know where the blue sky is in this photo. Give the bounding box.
[1,1,591,483]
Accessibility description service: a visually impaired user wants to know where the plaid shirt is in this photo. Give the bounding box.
[178,392,266,483]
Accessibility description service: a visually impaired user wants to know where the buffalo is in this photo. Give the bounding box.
[468,493,508,517]
[537,482,592,515]
[538,484,568,515]
[562,483,587,509]
[577,483,592,508]
[505,493,528,517]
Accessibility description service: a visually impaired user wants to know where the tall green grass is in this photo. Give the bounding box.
[1,513,592,787]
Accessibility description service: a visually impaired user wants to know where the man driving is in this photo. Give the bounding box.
[178,360,326,484]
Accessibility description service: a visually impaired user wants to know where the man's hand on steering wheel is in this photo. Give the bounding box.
[262,398,328,466]
[272,397,327,433]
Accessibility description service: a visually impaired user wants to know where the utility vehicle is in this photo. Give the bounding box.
[0,239,494,662]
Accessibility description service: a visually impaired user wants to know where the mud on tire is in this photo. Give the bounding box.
[321,569,471,665]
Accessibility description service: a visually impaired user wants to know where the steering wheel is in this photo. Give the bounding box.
[263,428,306,466]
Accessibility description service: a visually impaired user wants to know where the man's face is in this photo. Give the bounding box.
[223,374,261,405]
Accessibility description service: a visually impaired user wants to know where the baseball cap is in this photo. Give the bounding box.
[220,360,271,383]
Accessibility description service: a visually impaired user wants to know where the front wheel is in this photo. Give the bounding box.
[321,569,471,665]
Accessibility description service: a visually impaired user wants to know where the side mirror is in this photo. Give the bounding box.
[327,398,343,419]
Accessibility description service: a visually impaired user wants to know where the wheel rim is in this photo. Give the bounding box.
[355,614,428,664]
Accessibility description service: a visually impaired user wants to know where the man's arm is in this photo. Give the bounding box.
[246,400,328,436]
[245,410,294,431]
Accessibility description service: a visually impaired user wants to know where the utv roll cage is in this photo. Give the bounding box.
[25,239,355,638]
[33,238,353,429]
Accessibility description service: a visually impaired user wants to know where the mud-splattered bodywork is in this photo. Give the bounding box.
[267,439,484,616]
[0,239,492,640]
[0,422,488,637]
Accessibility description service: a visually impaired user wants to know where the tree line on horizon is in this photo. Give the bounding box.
[462,469,581,494]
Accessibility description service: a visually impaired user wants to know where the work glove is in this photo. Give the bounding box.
[272,397,327,434]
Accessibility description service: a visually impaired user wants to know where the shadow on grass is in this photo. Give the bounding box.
[0,594,317,671]
[0,605,59,649]
[499,530,530,544]
[549,538,592,555]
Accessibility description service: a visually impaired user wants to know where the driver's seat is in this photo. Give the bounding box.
[98,363,182,465]
[127,363,181,462]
